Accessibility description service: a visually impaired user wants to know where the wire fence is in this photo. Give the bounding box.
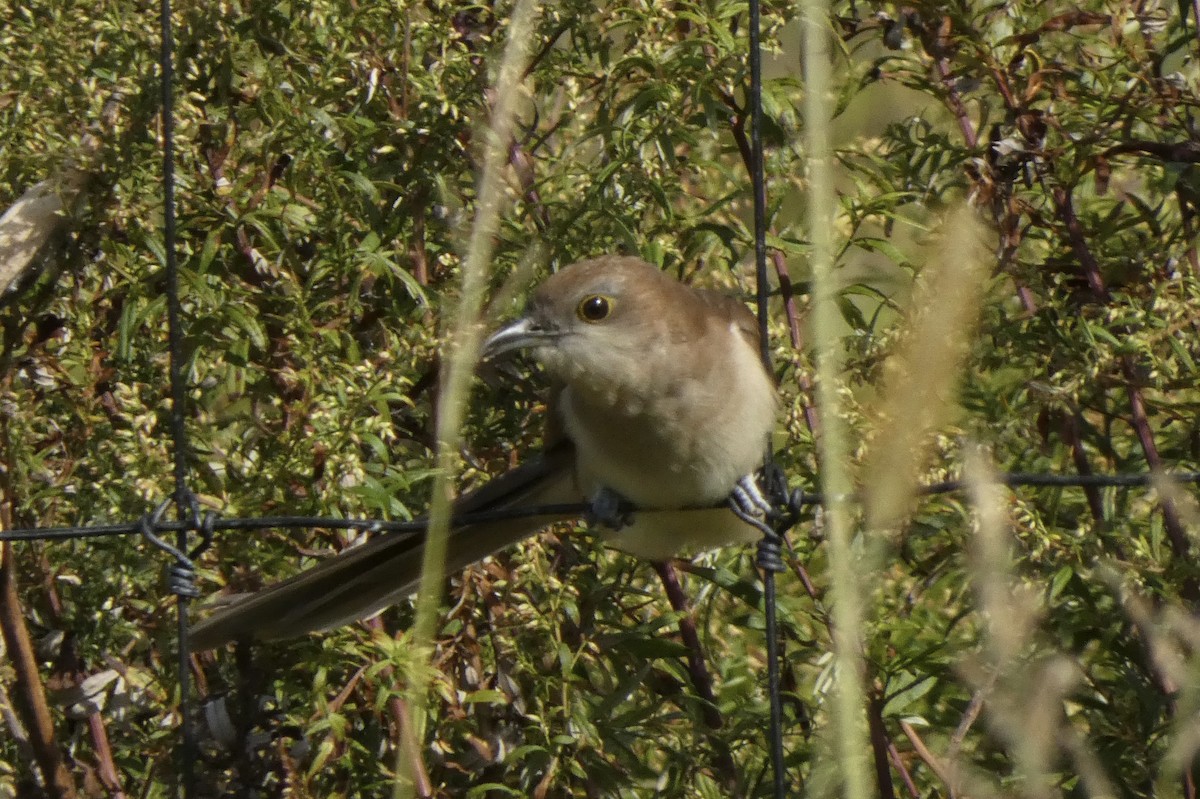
[6,454,1200,794]
[10,468,1200,542]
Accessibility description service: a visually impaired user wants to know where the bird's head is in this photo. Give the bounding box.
[482,256,684,386]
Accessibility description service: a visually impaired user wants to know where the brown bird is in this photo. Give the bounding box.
[190,255,778,649]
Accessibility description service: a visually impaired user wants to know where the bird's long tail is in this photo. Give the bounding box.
[189,450,578,650]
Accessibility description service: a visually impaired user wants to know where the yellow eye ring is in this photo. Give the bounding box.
[577,294,614,322]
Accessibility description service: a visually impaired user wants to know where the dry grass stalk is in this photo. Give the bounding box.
[397,2,542,795]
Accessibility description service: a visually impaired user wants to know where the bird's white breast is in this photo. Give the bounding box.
[559,319,776,552]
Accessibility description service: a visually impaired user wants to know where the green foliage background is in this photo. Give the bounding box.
[3,0,1200,797]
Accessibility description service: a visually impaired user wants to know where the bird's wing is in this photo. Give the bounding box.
[189,440,580,649]
[692,287,761,349]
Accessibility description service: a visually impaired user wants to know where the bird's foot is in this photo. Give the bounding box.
[730,473,773,519]
[586,487,635,532]
[728,465,804,542]
[728,472,776,539]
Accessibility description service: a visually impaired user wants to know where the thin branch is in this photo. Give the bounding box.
[899,719,956,799]
[1051,186,1110,300]
[1004,11,1111,47]
[770,250,803,350]
[1050,185,1193,574]
[1193,0,1200,55]
[934,55,978,149]
[363,617,434,798]
[0,543,78,798]
[887,738,921,799]
[0,677,35,777]
[1058,413,1110,533]
[85,712,126,799]
[867,693,898,799]
[390,695,433,799]
[652,560,741,794]
[921,15,978,149]
[1104,139,1200,164]
[509,142,551,232]
[948,677,992,758]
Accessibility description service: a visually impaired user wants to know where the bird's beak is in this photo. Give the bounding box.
[481,317,558,360]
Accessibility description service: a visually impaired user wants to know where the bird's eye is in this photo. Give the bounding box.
[576,294,613,322]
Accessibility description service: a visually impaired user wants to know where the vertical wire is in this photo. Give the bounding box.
[159,0,197,794]
[160,0,186,501]
[749,0,771,365]
[748,0,788,795]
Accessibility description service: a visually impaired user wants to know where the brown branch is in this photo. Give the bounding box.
[389,695,433,799]
[1193,0,1200,56]
[770,250,803,350]
[1103,139,1200,164]
[200,123,298,286]
[0,543,77,798]
[1176,188,1200,276]
[984,61,1021,113]
[725,101,754,182]
[787,558,821,603]
[866,692,898,799]
[1123,377,1191,561]
[1005,11,1110,47]
[1058,413,1110,532]
[52,637,125,798]
[768,250,820,439]
[202,134,266,278]
[246,153,294,210]
[411,205,430,287]
[918,14,981,149]
[399,13,412,118]
[1014,282,1038,315]
[509,142,550,232]
[886,738,921,799]
[362,617,433,797]
[85,712,125,799]
[948,677,992,759]
[522,21,572,78]
[1051,186,1110,300]
[934,56,978,149]
[899,719,956,798]
[652,561,740,794]
[1050,185,1193,570]
[0,414,76,797]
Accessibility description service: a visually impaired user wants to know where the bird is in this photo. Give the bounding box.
[189,255,778,650]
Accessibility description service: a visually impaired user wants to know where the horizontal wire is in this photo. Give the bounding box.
[0,504,591,542]
[923,470,1200,494]
[3,470,1199,542]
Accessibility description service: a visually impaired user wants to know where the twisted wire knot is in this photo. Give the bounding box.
[138,494,217,599]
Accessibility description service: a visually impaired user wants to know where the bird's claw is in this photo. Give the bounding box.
[731,473,773,519]
[586,487,634,532]
[728,472,777,540]
[728,465,805,542]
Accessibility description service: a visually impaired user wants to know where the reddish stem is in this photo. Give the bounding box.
[652,560,740,792]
